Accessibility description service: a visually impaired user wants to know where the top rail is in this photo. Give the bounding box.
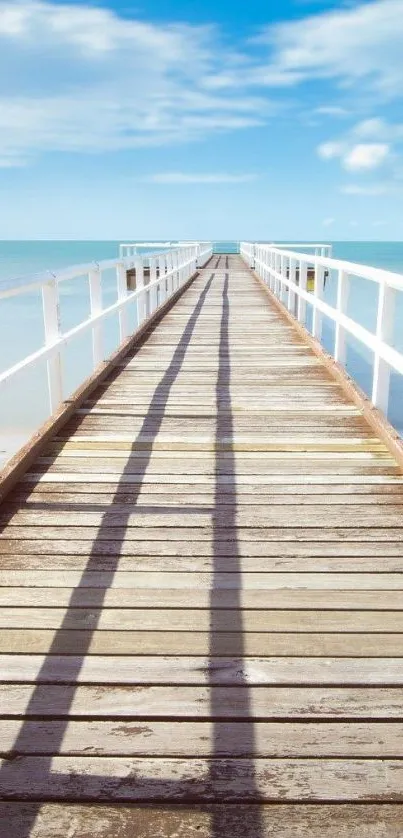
[240,241,403,416]
[119,241,210,259]
[0,241,213,421]
[271,243,333,258]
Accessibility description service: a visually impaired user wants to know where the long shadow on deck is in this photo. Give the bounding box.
[208,270,263,834]
[0,257,264,836]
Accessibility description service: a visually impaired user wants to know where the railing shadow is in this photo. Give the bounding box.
[0,257,263,835]
[207,269,263,834]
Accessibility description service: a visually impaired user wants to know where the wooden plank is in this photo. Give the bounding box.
[3,527,403,544]
[4,506,403,528]
[2,588,403,613]
[20,472,403,485]
[10,481,403,496]
[1,628,403,656]
[3,569,403,590]
[1,756,403,800]
[1,802,402,838]
[38,443,391,456]
[2,609,403,632]
[2,655,403,684]
[1,720,402,757]
[6,491,403,509]
[2,553,403,571]
[31,450,396,464]
[40,442,389,454]
[2,684,402,719]
[2,539,403,558]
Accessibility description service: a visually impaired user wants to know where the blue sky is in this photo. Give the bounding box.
[1,0,403,239]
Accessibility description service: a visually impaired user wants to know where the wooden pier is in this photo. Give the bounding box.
[1,253,403,835]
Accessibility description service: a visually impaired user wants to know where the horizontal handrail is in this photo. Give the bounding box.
[272,243,333,257]
[240,241,403,416]
[119,241,211,259]
[0,258,123,300]
[0,242,213,421]
[263,245,403,291]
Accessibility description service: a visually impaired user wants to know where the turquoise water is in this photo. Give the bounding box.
[0,239,403,464]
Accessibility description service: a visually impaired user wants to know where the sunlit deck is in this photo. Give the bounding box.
[1,253,403,835]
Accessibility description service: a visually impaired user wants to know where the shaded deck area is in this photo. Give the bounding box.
[1,254,403,835]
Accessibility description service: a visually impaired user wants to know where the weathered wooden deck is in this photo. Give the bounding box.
[1,254,403,836]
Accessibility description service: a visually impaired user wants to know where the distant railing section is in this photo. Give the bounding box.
[240,241,403,415]
[119,242,210,259]
[275,243,333,258]
[0,242,212,418]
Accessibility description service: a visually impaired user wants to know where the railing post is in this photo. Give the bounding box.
[269,251,275,291]
[297,260,307,324]
[161,253,168,301]
[149,257,158,312]
[312,263,325,340]
[42,278,63,413]
[178,251,184,287]
[274,253,279,297]
[334,270,349,365]
[288,258,296,314]
[156,256,162,307]
[167,251,174,295]
[88,266,103,369]
[135,256,146,324]
[116,262,129,342]
[372,283,395,414]
[172,251,178,289]
[280,254,288,304]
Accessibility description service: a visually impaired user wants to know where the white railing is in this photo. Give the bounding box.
[240,242,332,262]
[0,242,212,417]
[120,241,211,259]
[240,241,403,415]
[277,243,332,257]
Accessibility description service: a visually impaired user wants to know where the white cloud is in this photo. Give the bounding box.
[317,141,346,160]
[2,0,403,171]
[318,126,392,173]
[341,183,390,195]
[253,0,403,97]
[316,106,349,118]
[322,217,335,227]
[144,172,257,184]
[343,143,390,170]
[0,1,268,164]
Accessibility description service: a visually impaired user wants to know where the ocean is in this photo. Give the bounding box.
[1,239,403,466]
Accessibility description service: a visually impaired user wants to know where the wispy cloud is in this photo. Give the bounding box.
[252,0,403,97]
[322,217,335,227]
[317,142,346,161]
[341,184,391,196]
[0,1,268,165]
[2,0,403,175]
[315,106,350,118]
[145,172,258,184]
